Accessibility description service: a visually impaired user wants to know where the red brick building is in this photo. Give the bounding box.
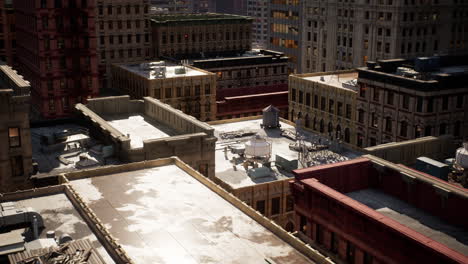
[14,0,99,119]
[0,0,16,66]
[291,156,468,264]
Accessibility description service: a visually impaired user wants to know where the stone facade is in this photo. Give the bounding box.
[151,13,252,60]
[111,62,217,121]
[75,96,217,178]
[356,58,468,148]
[96,0,152,89]
[0,63,32,192]
[0,0,15,66]
[289,70,358,146]
[269,0,468,73]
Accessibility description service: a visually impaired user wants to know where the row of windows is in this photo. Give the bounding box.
[270,37,298,49]
[255,195,294,216]
[153,84,212,99]
[100,48,148,60]
[360,86,465,112]
[41,0,87,8]
[98,20,148,31]
[291,90,353,119]
[98,4,148,16]
[402,11,439,22]
[161,31,249,44]
[216,66,286,79]
[99,34,149,45]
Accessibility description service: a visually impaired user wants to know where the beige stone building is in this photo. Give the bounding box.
[151,13,252,59]
[289,70,359,146]
[111,61,217,121]
[269,0,468,73]
[75,95,217,178]
[96,0,152,89]
[0,63,33,192]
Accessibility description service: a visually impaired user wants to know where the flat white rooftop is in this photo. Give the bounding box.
[212,119,359,189]
[103,113,178,149]
[301,72,358,91]
[70,164,313,264]
[120,62,208,80]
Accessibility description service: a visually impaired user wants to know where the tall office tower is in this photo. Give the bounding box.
[0,0,16,66]
[15,0,99,119]
[247,0,268,48]
[269,0,468,73]
[96,1,152,89]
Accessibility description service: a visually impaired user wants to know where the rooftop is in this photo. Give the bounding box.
[31,123,120,175]
[212,118,360,189]
[118,62,209,80]
[358,55,468,91]
[0,188,114,263]
[295,71,358,92]
[347,188,468,254]
[102,113,178,149]
[68,162,314,264]
[151,13,252,23]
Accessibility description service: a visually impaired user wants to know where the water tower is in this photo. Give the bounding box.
[261,105,281,128]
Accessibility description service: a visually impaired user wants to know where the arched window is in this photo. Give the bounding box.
[305,114,310,128]
[439,123,447,135]
[328,122,333,134]
[336,125,342,139]
[313,117,317,130]
[454,121,461,137]
[400,121,408,137]
[320,119,324,133]
[344,128,350,143]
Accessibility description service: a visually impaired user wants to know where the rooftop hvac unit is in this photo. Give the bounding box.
[174,66,186,75]
[244,135,272,158]
[456,143,468,169]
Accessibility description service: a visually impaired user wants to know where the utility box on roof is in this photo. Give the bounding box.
[414,157,449,181]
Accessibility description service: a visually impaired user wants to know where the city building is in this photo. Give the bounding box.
[291,155,468,264]
[215,0,247,15]
[151,13,252,60]
[192,49,289,119]
[0,63,32,192]
[0,0,16,66]
[269,0,468,73]
[246,0,268,48]
[289,70,358,146]
[356,56,468,148]
[96,0,151,89]
[111,61,216,121]
[0,157,328,263]
[76,95,217,178]
[208,117,359,231]
[150,0,215,14]
[14,0,99,119]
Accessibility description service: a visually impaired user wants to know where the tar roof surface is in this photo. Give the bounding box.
[7,193,114,263]
[212,119,359,189]
[301,72,358,91]
[31,124,120,175]
[102,113,179,149]
[347,188,468,255]
[69,164,313,264]
[120,63,208,80]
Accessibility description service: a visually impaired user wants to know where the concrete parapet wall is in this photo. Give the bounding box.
[364,136,456,165]
[144,97,214,136]
[85,95,143,115]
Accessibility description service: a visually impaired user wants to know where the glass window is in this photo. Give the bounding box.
[8,127,20,148]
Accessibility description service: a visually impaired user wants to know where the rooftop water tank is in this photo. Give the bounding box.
[245,135,272,158]
[262,105,280,128]
[456,143,468,169]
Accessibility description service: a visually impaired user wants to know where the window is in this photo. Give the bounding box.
[442,96,449,110]
[439,123,447,135]
[8,127,20,147]
[456,95,463,108]
[400,121,408,137]
[329,99,334,113]
[358,109,364,123]
[316,224,324,244]
[321,97,326,111]
[347,242,355,264]
[11,156,24,177]
[387,91,394,105]
[271,197,281,215]
[331,232,338,253]
[256,200,266,214]
[427,98,434,112]
[346,104,351,119]
[371,113,378,128]
[402,95,410,109]
[373,88,380,101]
[286,195,294,212]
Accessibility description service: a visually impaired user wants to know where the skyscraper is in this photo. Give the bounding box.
[247,0,268,48]
[15,0,99,119]
[269,0,468,73]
